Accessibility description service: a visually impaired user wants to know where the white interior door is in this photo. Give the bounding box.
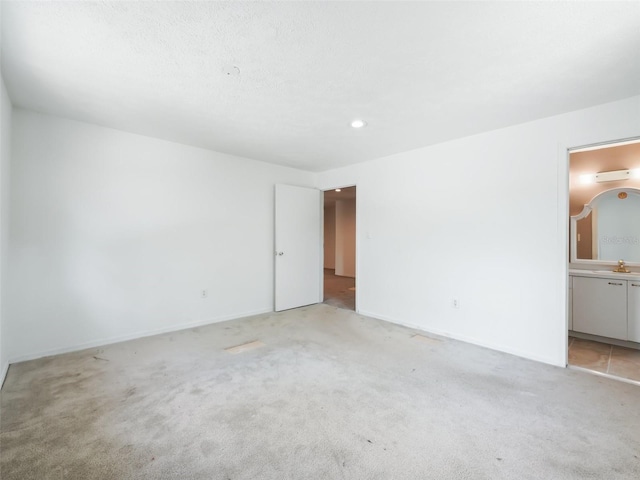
[275,184,322,311]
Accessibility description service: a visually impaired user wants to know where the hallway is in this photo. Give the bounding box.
[323,268,355,310]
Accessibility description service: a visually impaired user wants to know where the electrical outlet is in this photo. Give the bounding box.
[452,298,460,309]
[201,290,208,298]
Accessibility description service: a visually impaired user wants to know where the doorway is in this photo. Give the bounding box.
[323,186,356,310]
[567,138,640,383]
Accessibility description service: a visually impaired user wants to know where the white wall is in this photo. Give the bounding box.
[318,95,640,367]
[335,199,356,277]
[7,110,314,362]
[5,96,639,369]
[323,205,336,269]
[0,75,11,383]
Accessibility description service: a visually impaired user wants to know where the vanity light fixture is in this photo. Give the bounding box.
[580,168,640,184]
[595,169,636,183]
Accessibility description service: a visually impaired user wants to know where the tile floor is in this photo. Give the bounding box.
[323,268,355,310]
[568,336,640,383]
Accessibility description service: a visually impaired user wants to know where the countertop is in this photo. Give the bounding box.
[569,268,640,281]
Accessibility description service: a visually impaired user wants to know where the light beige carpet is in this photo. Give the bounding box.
[1,304,639,479]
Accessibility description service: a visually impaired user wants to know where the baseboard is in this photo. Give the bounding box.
[358,309,564,368]
[8,307,273,365]
[0,361,8,390]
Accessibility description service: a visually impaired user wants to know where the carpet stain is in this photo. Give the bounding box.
[411,334,441,344]
[224,340,265,355]
[216,372,233,383]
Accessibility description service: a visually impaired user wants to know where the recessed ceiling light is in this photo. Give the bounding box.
[350,119,366,129]
[335,188,342,192]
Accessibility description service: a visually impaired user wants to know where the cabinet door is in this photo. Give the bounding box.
[628,281,640,342]
[572,277,627,340]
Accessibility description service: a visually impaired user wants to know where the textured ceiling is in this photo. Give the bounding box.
[2,1,640,172]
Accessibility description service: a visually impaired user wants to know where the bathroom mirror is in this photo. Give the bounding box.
[571,187,640,265]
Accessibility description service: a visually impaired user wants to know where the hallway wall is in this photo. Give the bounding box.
[323,205,336,269]
[335,199,356,277]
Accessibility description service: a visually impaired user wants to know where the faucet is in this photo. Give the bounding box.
[613,259,631,273]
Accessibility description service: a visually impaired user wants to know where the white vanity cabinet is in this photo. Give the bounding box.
[629,281,640,342]
[572,276,628,339]
[568,185,640,342]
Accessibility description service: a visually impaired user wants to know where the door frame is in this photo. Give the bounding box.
[563,136,640,367]
[322,183,358,313]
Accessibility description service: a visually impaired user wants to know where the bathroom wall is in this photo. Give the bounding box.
[569,142,640,260]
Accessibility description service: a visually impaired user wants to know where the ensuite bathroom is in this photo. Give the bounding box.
[568,139,640,383]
